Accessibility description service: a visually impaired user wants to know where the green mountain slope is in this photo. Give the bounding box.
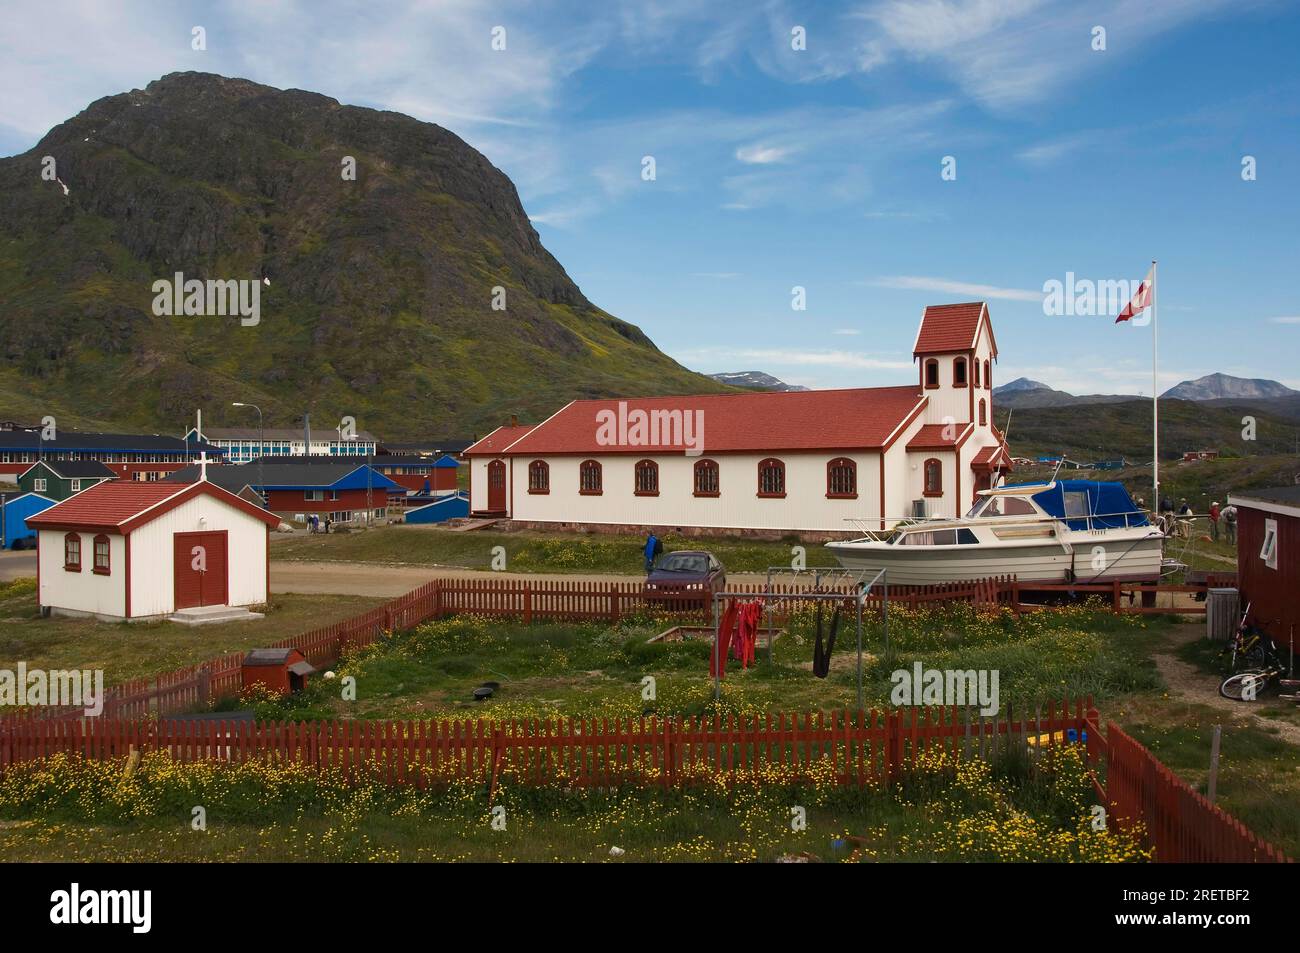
[0,72,729,438]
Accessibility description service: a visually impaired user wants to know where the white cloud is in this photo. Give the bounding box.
[869,275,1042,302]
[736,143,793,164]
[1268,316,1300,324]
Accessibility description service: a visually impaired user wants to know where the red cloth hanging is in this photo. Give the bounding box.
[710,599,738,678]
[735,601,762,668]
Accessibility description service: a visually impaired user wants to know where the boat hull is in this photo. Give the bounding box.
[825,533,1164,586]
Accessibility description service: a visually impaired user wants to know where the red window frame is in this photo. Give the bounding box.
[973,359,981,387]
[924,359,940,389]
[984,360,991,390]
[579,459,603,495]
[634,459,660,496]
[92,534,111,575]
[693,459,720,497]
[953,357,967,388]
[757,458,786,498]
[979,399,987,427]
[826,457,857,499]
[64,532,81,572]
[923,458,943,497]
[528,460,549,494]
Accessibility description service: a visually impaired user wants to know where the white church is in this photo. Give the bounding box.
[465,302,1011,537]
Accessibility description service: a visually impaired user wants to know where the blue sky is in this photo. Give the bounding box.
[2,0,1297,394]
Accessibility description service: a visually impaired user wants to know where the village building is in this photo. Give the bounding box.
[0,430,223,484]
[26,478,281,622]
[464,302,1011,536]
[167,461,401,525]
[1227,485,1300,654]
[0,492,56,550]
[17,459,116,501]
[187,426,378,464]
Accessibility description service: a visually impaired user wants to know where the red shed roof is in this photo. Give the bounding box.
[913,302,997,357]
[464,425,537,456]
[971,443,1012,468]
[498,386,926,456]
[27,479,282,533]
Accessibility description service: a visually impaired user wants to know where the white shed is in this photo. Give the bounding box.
[26,478,281,622]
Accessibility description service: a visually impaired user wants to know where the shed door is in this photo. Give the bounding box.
[487,460,507,512]
[173,531,229,609]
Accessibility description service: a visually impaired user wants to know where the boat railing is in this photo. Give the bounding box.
[840,509,1154,540]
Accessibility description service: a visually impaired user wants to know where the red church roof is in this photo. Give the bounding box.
[497,386,926,456]
[464,425,537,456]
[906,422,974,451]
[27,479,281,532]
[913,302,997,357]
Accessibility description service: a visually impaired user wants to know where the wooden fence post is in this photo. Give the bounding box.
[523,584,532,625]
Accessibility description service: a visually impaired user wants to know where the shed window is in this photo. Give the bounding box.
[1261,518,1278,570]
[93,534,111,575]
[923,459,943,497]
[634,459,659,496]
[758,459,786,497]
[579,460,603,495]
[64,533,81,572]
[953,357,967,387]
[528,460,549,494]
[826,458,857,498]
[694,459,720,496]
[34,478,46,492]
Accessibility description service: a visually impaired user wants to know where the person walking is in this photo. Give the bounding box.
[1209,501,1221,541]
[1222,503,1237,545]
[643,530,659,573]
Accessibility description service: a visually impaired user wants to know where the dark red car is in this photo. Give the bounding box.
[643,550,726,609]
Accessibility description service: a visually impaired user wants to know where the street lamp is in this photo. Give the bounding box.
[231,402,265,507]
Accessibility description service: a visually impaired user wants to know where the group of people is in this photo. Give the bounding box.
[1153,496,1236,543]
[307,514,333,534]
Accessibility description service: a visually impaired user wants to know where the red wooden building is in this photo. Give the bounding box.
[241,647,315,695]
[1228,486,1300,652]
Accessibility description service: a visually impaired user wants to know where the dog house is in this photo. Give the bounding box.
[241,648,315,696]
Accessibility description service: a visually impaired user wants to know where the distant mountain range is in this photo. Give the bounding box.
[707,371,809,392]
[994,373,1299,410]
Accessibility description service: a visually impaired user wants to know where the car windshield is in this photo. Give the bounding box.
[657,554,708,573]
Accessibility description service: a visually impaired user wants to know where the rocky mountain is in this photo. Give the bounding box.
[0,72,729,438]
[1161,373,1297,401]
[707,371,809,392]
[993,377,1051,394]
[993,378,1136,409]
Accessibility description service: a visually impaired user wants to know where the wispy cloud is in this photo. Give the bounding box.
[1268,316,1300,324]
[868,275,1042,302]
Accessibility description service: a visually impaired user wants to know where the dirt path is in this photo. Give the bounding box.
[1151,623,1300,747]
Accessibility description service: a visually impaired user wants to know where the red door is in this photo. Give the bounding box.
[173,531,229,610]
[487,460,506,512]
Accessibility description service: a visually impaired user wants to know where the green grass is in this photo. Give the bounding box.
[0,578,384,688]
[0,744,1146,862]
[271,525,839,574]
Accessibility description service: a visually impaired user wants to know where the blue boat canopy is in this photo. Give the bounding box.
[1019,480,1148,530]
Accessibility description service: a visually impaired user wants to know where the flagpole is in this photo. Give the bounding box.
[1152,259,1159,507]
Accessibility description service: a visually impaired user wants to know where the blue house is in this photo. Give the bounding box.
[404,492,470,524]
[0,492,57,549]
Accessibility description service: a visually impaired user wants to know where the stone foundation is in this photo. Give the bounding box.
[499,519,855,544]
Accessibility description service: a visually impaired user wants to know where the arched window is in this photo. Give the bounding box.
[528,460,549,494]
[972,359,981,387]
[64,533,81,571]
[984,360,991,390]
[953,357,967,387]
[579,459,603,495]
[693,459,720,497]
[757,458,786,497]
[93,534,111,575]
[826,457,857,498]
[923,458,943,497]
[978,399,987,427]
[924,359,940,389]
[634,459,659,496]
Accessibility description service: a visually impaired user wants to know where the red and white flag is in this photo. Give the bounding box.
[1115,265,1155,322]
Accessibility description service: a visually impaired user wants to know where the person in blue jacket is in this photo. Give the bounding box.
[644,531,661,573]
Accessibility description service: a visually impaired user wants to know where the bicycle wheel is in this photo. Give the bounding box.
[1220,670,1270,701]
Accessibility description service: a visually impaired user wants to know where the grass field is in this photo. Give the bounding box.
[271,524,838,574]
[0,578,385,687]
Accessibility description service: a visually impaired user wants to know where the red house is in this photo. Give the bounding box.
[1228,486,1300,653]
[167,461,402,526]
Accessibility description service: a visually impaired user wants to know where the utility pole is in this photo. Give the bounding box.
[232,402,264,506]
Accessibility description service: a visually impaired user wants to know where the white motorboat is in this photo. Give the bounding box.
[825,480,1165,586]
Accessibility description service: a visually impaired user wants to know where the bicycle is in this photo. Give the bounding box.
[1220,634,1285,701]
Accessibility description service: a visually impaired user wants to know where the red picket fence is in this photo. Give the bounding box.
[1095,720,1291,863]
